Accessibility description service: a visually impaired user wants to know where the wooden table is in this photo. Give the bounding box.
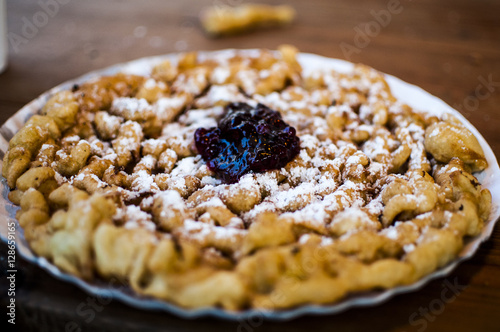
[1,0,499,331]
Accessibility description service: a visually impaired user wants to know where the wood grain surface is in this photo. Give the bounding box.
[1,0,499,331]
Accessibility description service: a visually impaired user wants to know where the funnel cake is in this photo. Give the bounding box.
[3,46,491,311]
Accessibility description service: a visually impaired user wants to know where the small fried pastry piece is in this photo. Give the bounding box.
[200,4,296,36]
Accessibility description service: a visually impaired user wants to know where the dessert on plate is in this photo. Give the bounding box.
[2,46,491,310]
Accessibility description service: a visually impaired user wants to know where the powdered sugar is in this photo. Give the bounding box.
[131,170,158,193]
[112,97,151,117]
[118,205,156,232]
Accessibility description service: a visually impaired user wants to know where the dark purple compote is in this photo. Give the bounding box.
[194,102,300,183]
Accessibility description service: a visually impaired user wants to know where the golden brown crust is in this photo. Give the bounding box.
[200,4,296,36]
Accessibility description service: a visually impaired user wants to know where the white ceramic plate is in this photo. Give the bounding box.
[1,50,499,321]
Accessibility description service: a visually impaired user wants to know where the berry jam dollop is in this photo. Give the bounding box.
[194,102,300,184]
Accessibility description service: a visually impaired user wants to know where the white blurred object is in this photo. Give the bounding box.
[0,0,6,73]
